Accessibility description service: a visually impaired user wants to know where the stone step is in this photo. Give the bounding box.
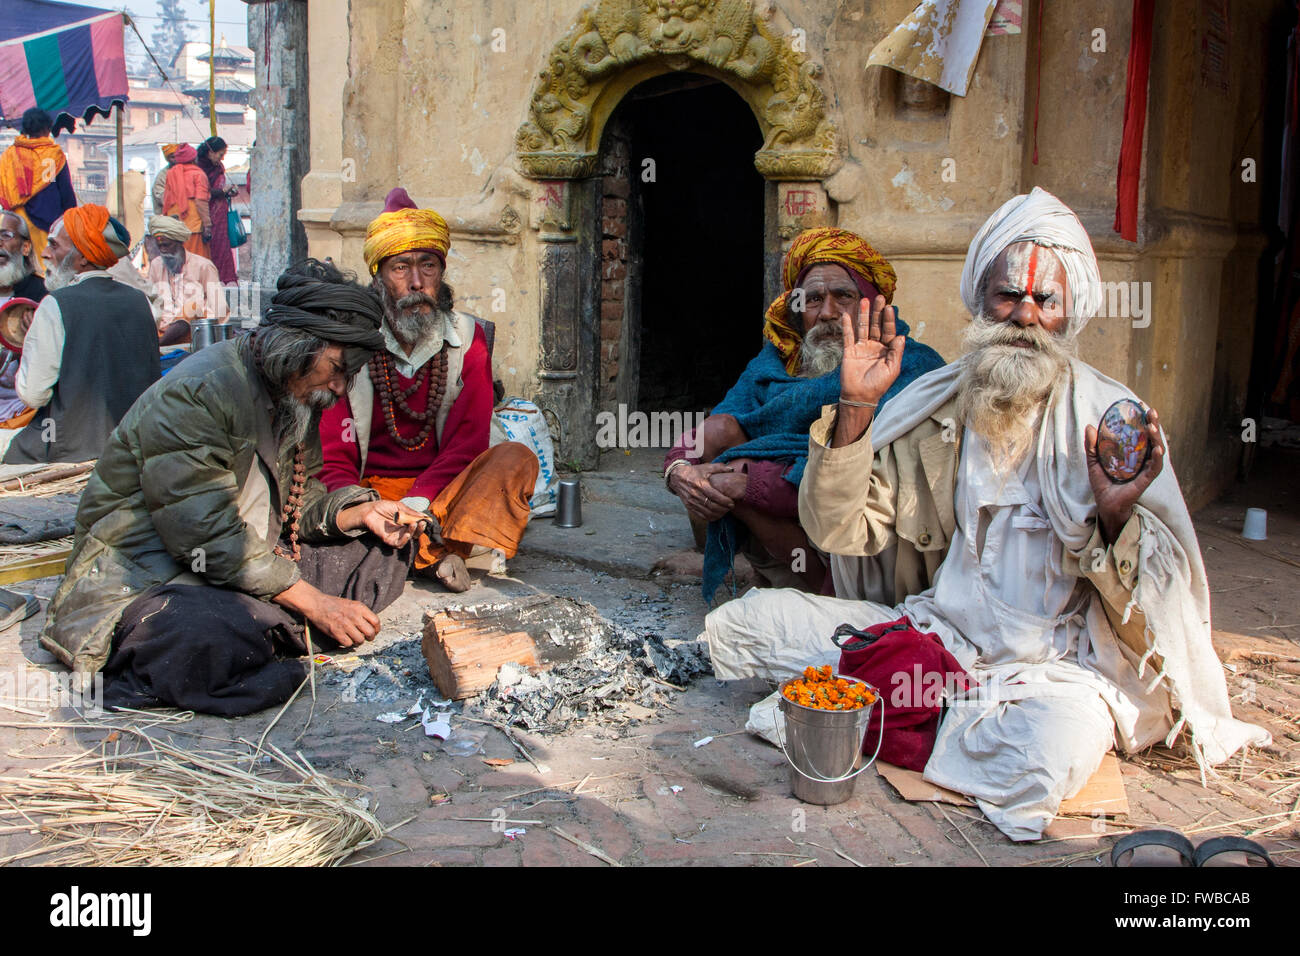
[520,499,693,578]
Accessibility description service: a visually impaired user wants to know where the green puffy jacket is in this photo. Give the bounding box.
[41,338,376,671]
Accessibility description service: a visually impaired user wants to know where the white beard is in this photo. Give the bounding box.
[42,254,79,292]
[798,322,844,378]
[956,313,1074,472]
[0,256,28,289]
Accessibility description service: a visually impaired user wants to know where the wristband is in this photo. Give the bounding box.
[664,458,692,490]
[838,398,878,409]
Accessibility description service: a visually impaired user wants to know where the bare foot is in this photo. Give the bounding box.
[434,554,473,593]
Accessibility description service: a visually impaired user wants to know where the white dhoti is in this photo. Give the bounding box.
[706,433,1172,841]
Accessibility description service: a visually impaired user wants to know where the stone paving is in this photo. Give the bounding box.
[0,447,1297,867]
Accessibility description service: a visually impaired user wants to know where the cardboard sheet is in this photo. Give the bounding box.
[876,751,1130,817]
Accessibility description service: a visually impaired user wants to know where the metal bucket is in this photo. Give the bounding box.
[777,676,884,806]
[190,318,218,351]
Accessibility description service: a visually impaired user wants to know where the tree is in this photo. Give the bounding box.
[150,0,191,77]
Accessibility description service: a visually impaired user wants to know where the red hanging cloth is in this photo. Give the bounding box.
[1114,0,1156,241]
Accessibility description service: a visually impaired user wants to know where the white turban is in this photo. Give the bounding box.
[959,187,1103,334]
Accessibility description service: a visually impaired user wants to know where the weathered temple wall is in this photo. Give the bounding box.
[299,0,1282,507]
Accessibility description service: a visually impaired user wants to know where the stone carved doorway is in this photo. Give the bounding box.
[518,0,840,467]
[601,74,765,418]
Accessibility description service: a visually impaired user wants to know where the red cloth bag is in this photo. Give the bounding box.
[834,617,974,772]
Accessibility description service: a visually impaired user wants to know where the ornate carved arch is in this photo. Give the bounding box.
[515,0,840,181]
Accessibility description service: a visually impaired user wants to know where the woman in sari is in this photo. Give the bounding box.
[197,137,238,284]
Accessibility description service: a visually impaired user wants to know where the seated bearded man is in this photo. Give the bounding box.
[39,259,431,716]
[319,189,538,593]
[704,189,1270,841]
[664,227,943,600]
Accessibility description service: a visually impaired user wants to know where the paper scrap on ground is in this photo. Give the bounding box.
[422,708,452,740]
[375,711,407,724]
[693,736,713,748]
[504,827,526,840]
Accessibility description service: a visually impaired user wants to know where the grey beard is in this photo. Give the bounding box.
[43,255,79,292]
[956,313,1074,470]
[380,287,446,349]
[389,306,444,347]
[0,256,29,289]
[798,323,844,378]
[274,388,335,446]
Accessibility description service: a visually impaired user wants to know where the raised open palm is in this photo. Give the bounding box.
[840,295,906,404]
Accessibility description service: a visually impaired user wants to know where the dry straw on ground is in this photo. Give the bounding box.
[0,728,385,866]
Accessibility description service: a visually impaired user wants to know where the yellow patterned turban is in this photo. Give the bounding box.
[762,227,898,374]
[363,187,451,275]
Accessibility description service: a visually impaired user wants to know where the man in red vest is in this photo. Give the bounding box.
[318,188,537,592]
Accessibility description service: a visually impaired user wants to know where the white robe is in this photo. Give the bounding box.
[708,432,1170,839]
[705,357,1271,840]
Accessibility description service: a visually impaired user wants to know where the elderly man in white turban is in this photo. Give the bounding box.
[146,214,227,345]
[704,188,1270,841]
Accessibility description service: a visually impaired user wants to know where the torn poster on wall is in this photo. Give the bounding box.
[865,0,1000,98]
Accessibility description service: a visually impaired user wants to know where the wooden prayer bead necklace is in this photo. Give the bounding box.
[273,443,307,562]
[371,346,448,452]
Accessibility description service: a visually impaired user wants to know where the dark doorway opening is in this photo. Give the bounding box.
[608,74,765,413]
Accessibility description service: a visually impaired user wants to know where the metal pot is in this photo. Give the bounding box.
[189,318,218,351]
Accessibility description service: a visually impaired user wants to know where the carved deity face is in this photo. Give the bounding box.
[647,0,713,52]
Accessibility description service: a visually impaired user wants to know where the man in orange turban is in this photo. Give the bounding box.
[662,226,944,600]
[0,109,78,270]
[1,205,160,465]
[318,188,539,593]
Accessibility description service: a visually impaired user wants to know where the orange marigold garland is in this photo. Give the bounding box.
[782,665,877,711]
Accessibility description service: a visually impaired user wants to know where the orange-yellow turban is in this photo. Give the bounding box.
[363,187,450,275]
[160,143,180,160]
[762,227,898,374]
[59,204,128,268]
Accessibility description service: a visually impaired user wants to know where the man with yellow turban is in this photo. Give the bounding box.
[662,226,944,600]
[2,205,160,465]
[318,188,538,592]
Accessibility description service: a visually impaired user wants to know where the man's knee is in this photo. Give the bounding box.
[484,441,540,486]
[699,414,746,461]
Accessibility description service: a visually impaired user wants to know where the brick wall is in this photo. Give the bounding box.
[599,132,631,407]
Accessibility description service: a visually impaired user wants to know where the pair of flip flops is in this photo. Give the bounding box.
[0,587,39,633]
[1111,829,1276,867]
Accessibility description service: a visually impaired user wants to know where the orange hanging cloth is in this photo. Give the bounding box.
[0,136,67,210]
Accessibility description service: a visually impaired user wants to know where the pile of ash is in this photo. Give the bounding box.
[321,594,711,734]
[463,615,711,733]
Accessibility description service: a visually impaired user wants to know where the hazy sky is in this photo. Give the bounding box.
[121,0,249,50]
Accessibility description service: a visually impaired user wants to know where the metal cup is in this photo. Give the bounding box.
[189,318,218,351]
[555,478,582,528]
[1243,508,1268,541]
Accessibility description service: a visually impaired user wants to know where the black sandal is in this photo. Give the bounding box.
[0,587,39,632]
[1194,836,1275,867]
[1111,829,1197,867]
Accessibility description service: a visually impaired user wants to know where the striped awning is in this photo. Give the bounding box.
[0,1,128,134]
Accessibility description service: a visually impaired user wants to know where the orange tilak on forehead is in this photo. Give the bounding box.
[1003,243,1062,295]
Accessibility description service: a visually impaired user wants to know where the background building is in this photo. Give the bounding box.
[264,0,1293,508]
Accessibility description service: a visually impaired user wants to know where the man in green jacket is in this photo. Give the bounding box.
[40,260,430,715]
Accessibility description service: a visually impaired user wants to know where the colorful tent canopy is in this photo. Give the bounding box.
[0,1,128,134]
